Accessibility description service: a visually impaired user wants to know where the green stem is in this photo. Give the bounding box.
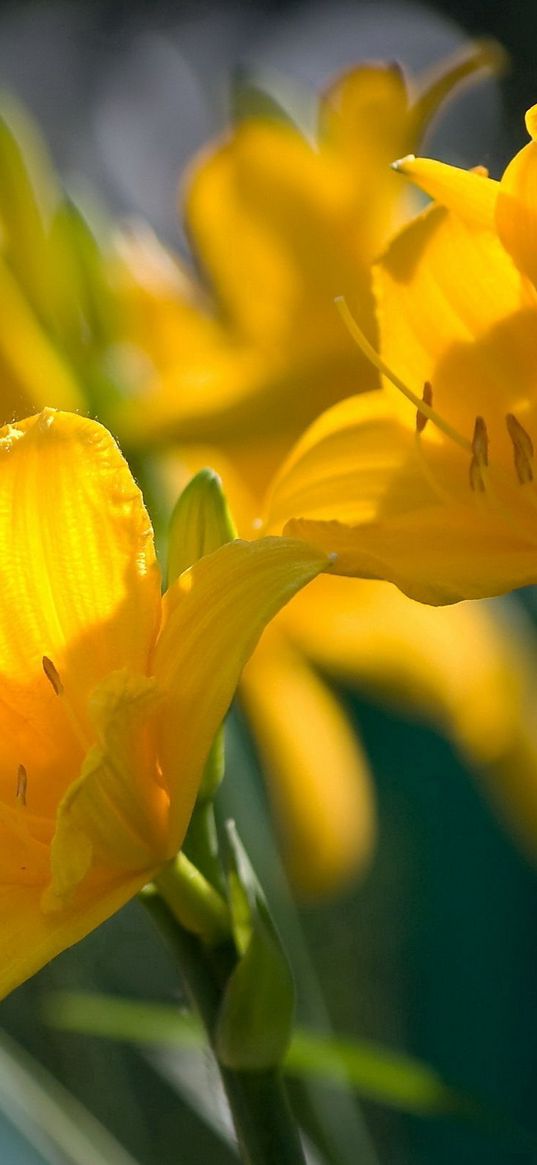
[142,888,307,1165]
[153,853,230,946]
[182,800,226,894]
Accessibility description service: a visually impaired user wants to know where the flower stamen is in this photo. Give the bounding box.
[336,297,472,452]
[16,764,27,807]
[42,656,64,696]
[506,413,534,484]
[416,382,433,433]
[469,416,489,492]
[42,655,89,750]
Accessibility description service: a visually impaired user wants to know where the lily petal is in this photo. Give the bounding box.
[45,669,167,910]
[0,410,161,815]
[266,391,537,604]
[241,626,375,898]
[392,156,498,230]
[375,203,536,451]
[410,39,507,142]
[153,537,327,849]
[319,62,410,252]
[496,105,537,286]
[0,872,150,1002]
[184,120,366,353]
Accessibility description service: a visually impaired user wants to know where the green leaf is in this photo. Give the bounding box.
[0,1027,141,1165]
[43,991,482,1121]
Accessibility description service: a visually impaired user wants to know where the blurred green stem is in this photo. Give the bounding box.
[142,886,307,1165]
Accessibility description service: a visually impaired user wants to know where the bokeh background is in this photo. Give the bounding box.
[1,2,537,1164]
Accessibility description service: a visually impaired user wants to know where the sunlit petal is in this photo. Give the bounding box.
[392,156,498,229]
[375,203,536,451]
[0,410,161,815]
[267,391,537,603]
[45,670,167,912]
[496,108,537,286]
[153,538,327,849]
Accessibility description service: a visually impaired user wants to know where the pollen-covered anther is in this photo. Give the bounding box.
[416,381,433,434]
[469,415,489,493]
[506,413,534,484]
[16,764,27,807]
[42,655,64,696]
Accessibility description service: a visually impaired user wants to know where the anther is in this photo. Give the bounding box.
[416,382,433,434]
[16,764,27,807]
[469,415,489,492]
[506,413,534,484]
[42,656,63,696]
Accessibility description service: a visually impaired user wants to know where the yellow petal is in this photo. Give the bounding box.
[392,156,498,230]
[319,62,410,253]
[184,120,367,353]
[45,670,167,911]
[241,626,375,898]
[496,107,537,285]
[410,39,507,142]
[153,537,327,849]
[375,203,536,453]
[0,410,161,816]
[266,391,537,604]
[0,873,149,1001]
[267,389,440,529]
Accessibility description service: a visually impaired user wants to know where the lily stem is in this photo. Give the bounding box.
[142,887,307,1165]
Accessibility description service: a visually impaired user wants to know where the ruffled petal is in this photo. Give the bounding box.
[153,538,327,849]
[45,670,168,912]
[241,626,375,897]
[0,410,161,815]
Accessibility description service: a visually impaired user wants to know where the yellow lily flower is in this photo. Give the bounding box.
[0,408,325,999]
[1,52,521,897]
[112,46,521,897]
[267,102,537,606]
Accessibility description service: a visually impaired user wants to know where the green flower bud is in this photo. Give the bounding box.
[167,468,237,585]
[215,822,295,1070]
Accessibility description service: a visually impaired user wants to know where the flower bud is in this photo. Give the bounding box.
[215,822,295,1070]
[167,468,237,584]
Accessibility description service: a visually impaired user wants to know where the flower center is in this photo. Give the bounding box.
[337,297,537,501]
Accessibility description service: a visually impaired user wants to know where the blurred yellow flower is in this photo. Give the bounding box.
[0,409,324,998]
[269,103,537,607]
[114,43,502,463]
